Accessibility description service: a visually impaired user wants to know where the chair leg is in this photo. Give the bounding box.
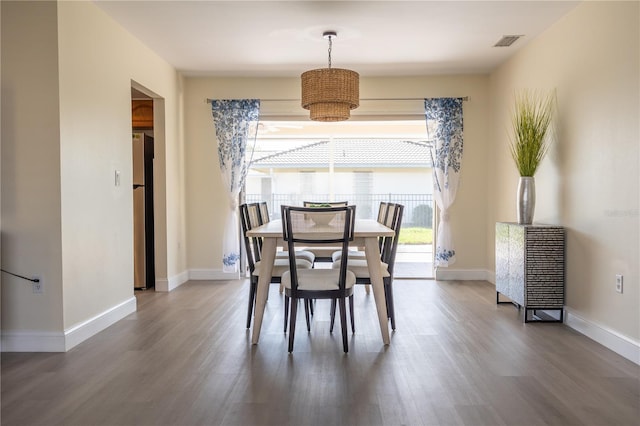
[246,279,257,329]
[385,281,396,331]
[349,295,355,333]
[279,283,284,294]
[284,295,290,333]
[338,298,349,353]
[329,299,337,333]
[304,299,311,332]
[364,284,371,295]
[288,297,298,353]
[309,298,315,316]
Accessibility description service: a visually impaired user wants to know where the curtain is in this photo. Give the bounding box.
[425,98,464,267]
[211,99,260,272]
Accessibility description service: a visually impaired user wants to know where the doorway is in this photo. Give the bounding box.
[131,87,155,289]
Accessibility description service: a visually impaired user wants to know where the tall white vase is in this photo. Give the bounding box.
[517,176,536,224]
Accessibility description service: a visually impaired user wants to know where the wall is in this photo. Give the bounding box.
[248,170,432,195]
[184,75,489,279]
[0,0,2,352]
[1,1,65,342]
[487,1,639,361]
[1,1,186,351]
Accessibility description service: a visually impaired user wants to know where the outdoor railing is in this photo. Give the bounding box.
[245,193,433,229]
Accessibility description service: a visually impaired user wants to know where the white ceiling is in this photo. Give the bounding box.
[95,0,580,77]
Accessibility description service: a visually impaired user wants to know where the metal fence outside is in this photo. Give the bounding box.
[245,193,434,229]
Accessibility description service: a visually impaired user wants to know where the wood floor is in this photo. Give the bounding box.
[2,279,638,426]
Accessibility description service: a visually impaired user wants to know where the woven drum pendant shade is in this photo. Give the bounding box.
[301,68,359,122]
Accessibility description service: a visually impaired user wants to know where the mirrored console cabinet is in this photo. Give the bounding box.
[495,222,565,323]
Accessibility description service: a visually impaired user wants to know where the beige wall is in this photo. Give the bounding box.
[57,1,184,326]
[1,1,64,332]
[1,1,186,349]
[487,1,639,342]
[184,75,490,275]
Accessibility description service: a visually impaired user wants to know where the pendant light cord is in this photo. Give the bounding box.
[327,35,333,69]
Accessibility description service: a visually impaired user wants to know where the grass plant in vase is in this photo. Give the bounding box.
[509,89,555,224]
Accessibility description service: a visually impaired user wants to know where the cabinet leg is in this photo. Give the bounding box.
[496,291,515,305]
[524,308,564,323]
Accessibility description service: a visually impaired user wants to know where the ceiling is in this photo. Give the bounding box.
[95,0,580,78]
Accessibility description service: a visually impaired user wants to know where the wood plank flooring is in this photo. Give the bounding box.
[2,279,638,426]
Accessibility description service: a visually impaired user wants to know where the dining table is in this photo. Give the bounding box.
[246,218,395,345]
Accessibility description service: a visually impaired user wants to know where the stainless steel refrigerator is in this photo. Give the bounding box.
[133,133,155,289]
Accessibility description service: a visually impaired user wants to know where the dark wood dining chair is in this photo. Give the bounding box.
[256,201,317,326]
[330,203,404,331]
[239,202,313,329]
[331,201,390,263]
[255,201,315,266]
[301,201,349,262]
[281,205,356,353]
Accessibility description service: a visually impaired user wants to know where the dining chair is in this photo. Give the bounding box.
[330,201,390,296]
[256,202,317,322]
[331,201,390,263]
[255,201,316,266]
[281,205,356,353]
[239,202,313,329]
[301,201,349,262]
[330,203,404,331]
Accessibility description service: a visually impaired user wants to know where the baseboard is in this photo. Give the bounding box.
[434,268,490,281]
[154,269,239,291]
[155,270,189,292]
[565,308,640,365]
[189,268,240,281]
[1,330,66,352]
[64,296,137,351]
[1,296,137,352]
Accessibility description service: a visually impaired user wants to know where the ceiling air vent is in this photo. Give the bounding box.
[494,35,523,47]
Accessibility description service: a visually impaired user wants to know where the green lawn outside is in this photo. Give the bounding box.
[398,227,433,245]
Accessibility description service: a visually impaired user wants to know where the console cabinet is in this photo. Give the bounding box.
[495,222,565,322]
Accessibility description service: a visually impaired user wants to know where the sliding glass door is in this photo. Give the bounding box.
[244,120,435,278]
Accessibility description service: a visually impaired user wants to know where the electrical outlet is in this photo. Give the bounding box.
[32,276,43,294]
[615,274,623,294]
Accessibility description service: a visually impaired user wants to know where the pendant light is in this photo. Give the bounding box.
[301,31,359,122]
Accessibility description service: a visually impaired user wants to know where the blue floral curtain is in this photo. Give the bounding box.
[211,99,260,273]
[425,98,464,267]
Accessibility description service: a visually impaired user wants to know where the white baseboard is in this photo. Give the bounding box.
[434,268,490,281]
[64,297,137,351]
[565,308,640,365]
[154,269,239,292]
[1,330,66,352]
[1,296,137,353]
[189,268,240,281]
[155,270,189,292]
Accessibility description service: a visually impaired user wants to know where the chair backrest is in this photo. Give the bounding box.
[239,202,263,272]
[281,205,355,295]
[380,203,404,278]
[377,202,389,224]
[303,201,349,207]
[376,202,390,251]
[257,201,270,224]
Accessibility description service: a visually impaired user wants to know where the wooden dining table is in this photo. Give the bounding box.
[247,218,395,345]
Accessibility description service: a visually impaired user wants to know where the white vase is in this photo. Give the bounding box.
[517,176,535,224]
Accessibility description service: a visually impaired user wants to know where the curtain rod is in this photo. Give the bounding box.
[205,96,469,103]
